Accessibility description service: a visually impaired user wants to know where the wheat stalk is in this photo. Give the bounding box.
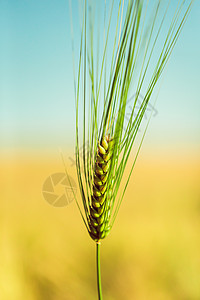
[69,1,193,299]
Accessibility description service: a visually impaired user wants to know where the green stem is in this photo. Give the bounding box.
[96,242,103,300]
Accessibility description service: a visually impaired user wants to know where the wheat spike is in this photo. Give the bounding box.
[89,135,114,241]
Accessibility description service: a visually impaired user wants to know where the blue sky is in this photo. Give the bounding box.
[0,0,199,151]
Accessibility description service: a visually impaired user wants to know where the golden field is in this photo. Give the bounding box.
[1,148,200,300]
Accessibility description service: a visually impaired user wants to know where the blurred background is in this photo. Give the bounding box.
[0,1,200,299]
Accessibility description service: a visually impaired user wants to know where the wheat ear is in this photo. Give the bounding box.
[89,135,114,241]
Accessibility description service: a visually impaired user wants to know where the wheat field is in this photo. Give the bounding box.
[1,148,199,300]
